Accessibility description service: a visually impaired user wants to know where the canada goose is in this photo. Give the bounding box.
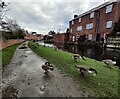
[72,54,85,62]
[19,45,27,49]
[35,42,39,46]
[41,62,54,74]
[75,65,97,77]
[102,59,116,68]
[53,45,58,51]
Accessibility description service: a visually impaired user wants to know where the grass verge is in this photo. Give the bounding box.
[1,42,22,66]
[28,41,119,97]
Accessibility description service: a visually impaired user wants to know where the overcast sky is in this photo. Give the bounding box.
[5,0,110,35]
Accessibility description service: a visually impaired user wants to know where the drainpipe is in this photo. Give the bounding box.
[95,10,100,41]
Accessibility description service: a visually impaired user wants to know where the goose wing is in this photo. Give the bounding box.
[102,59,116,65]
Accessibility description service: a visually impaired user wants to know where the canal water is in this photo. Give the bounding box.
[38,42,120,67]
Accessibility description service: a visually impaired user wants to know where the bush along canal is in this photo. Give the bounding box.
[28,41,119,97]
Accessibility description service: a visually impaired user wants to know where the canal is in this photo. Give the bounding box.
[38,41,120,67]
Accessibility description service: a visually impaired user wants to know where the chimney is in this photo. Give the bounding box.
[74,15,78,18]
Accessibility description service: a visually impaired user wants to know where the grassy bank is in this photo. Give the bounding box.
[28,42,119,97]
[1,42,22,66]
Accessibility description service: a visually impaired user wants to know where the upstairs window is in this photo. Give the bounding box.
[72,21,74,25]
[79,18,81,22]
[77,26,82,31]
[106,4,113,13]
[90,12,94,18]
[90,23,93,28]
[86,24,90,29]
[86,23,93,29]
[106,21,112,28]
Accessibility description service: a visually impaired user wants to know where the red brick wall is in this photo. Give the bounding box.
[0,39,24,49]
[53,33,69,43]
[99,2,118,37]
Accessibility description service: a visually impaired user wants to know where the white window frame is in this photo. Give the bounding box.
[76,35,80,40]
[106,21,112,28]
[88,34,92,40]
[77,26,82,31]
[90,12,94,18]
[72,21,74,25]
[86,24,89,29]
[106,4,113,13]
[86,23,93,29]
[73,36,75,41]
[70,29,72,33]
[79,18,81,22]
[90,23,93,29]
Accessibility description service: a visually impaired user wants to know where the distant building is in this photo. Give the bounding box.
[31,32,37,35]
[53,33,69,43]
[69,0,120,43]
[24,33,44,40]
[36,34,44,40]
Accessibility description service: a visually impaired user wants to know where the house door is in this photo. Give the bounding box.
[96,33,100,42]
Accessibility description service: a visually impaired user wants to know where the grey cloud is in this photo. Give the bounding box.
[6,1,104,34]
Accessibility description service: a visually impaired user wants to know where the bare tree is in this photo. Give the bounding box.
[0,1,10,19]
[2,19,19,32]
[0,1,25,39]
[0,1,10,31]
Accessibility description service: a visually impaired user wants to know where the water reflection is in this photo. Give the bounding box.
[38,41,120,66]
[38,42,54,47]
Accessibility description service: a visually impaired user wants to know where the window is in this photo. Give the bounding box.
[86,24,90,29]
[106,21,112,28]
[76,35,80,40]
[88,34,92,40]
[86,23,93,29]
[77,26,82,31]
[104,33,107,43]
[90,12,94,18]
[106,4,113,13]
[79,18,81,22]
[72,21,74,25]
[70,29,72,33]
[90,23,93,28]
[72,36,75,41]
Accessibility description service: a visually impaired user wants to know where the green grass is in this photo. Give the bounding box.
[1,42,22,66]
[28,42,119,97]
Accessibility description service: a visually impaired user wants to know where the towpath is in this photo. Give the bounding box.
[2,43,91,97]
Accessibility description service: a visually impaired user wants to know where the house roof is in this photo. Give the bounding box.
[70,0,118,22]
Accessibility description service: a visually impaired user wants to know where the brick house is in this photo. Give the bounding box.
[53,33,69,43]
[69,0,120,43]
[24,33,43,40]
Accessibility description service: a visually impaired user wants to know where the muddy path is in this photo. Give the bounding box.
[1,43,92,97]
